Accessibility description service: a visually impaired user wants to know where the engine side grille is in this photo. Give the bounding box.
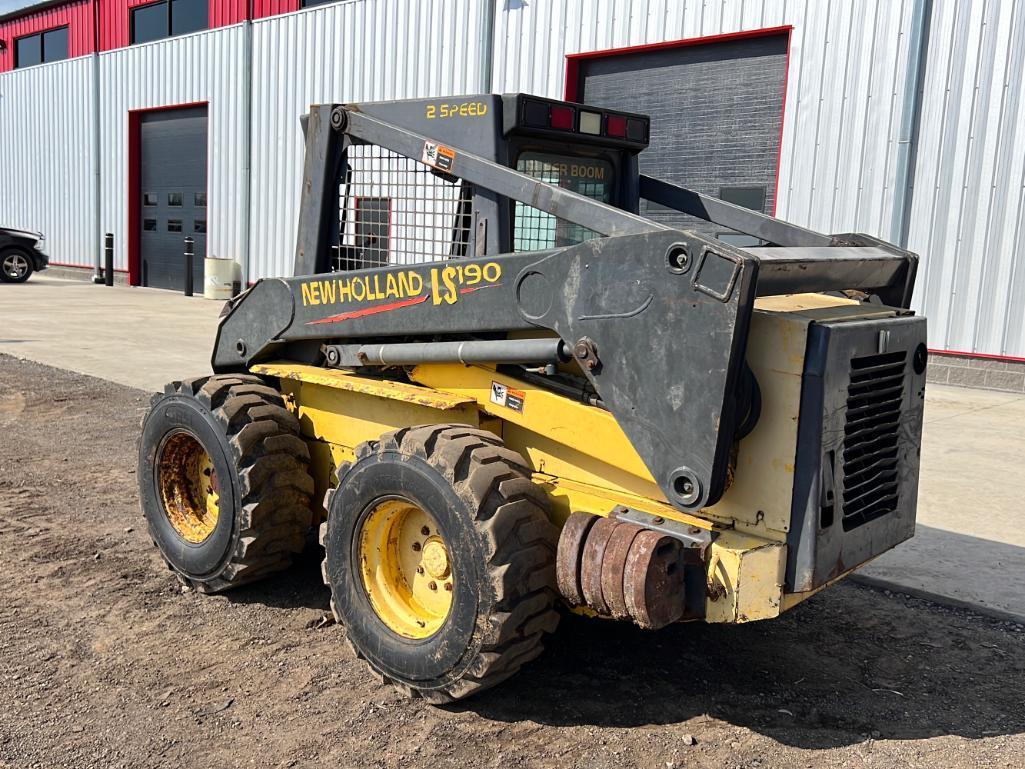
[841,351,907,531]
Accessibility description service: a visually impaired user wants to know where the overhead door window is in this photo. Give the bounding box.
[171,0,207,36]
[14,35,41,68]
[131,0,208,45]
[131,2,167,44]
[14,26,69,68]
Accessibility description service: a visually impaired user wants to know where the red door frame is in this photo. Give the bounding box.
[563,25,793,216]
[127,101,209,286]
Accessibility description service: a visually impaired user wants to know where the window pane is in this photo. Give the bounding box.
[168,192,183,207]
[171,0,208,36]
[144,193,158,206]
[193,219,206,233]
[132,2,168,45]
[513,152,613,251]
[15,35,42,68]
[143,219,158,231]
[718,186,766,213]
[168,220,183,232]
[42,27,69,63]
[194,192,206,207]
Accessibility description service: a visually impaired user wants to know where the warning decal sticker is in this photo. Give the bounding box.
[490,382,525,413]
[421,141,456,173]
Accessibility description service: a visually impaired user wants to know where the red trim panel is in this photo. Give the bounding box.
[252,0,299,20]
[48,260,128,273]
[127,101,208,287]
[210,0,247,27]
[127,108,141,284]
[930,349,1025,365]
[7,0,301,57]
[564,26,794,216]
[0,0,93,72]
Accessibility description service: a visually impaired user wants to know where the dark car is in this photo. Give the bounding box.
[0,227,49,283]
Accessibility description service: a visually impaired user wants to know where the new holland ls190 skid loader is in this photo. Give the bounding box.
[139,94,926,702]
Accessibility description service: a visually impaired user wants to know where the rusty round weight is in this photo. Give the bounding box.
[580,517,621,615]
[599,522,644,620]
[555,512,600,606]
[623,530,687,629]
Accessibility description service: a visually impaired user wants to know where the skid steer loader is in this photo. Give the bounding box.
[138,94,926,702]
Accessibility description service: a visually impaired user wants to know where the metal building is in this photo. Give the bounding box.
[1,0,1024,389]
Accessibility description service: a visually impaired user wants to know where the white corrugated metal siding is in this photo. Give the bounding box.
[3,0,1025,359]
[247,0,489,281]
[492,0,918,246]
[492,0,1025,357]
[0,56,95,267]
[907,0,1025,357]
[98,25,246,271]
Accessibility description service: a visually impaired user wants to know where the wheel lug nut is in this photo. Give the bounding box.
[412,542,421,552]
[444,583,452,592]
[428,581,437,591]
[420,526,430,536]
[416,566,424,575]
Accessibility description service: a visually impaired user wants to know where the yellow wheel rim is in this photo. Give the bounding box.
[358,498,454,639]
[157,431,220,544]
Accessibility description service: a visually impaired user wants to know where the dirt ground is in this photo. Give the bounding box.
[0,355,1023,769]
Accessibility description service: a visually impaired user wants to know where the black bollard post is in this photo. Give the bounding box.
[183,237,194,297]
[104,233,114,287]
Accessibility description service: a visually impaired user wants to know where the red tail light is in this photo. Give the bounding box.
[550,105,575,130]
[606,114,627,138]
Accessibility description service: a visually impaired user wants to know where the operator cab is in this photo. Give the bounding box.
[329,94,650,271]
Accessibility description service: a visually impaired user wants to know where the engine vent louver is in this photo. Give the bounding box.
[841,351,907,531]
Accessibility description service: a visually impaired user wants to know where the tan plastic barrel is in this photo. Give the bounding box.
[204,257,237,300]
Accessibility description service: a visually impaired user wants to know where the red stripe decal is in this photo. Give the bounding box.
[305,294,429,325]
[459,282,502,295]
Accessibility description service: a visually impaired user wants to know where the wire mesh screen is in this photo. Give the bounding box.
[513,152,614,252]
[335,145,471,271]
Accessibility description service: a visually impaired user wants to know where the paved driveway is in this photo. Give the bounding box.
[0,275,221,391]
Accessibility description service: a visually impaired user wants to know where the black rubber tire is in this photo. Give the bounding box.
[321,425,560,702]
[0,248,33,283]
[138,374,314,592]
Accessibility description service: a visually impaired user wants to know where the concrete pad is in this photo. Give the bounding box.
[856,526,1025,623]
[0,275,222,391]
[2,276,1023,621]
[856,383,1025,622]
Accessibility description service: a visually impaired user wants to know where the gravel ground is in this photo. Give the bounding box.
[0,354,1023,769]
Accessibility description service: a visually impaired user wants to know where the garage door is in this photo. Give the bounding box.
[575,33,788,242]
[139,107,208,291]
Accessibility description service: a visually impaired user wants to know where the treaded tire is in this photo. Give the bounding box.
[138,374,314,593]
[321,424,560,702]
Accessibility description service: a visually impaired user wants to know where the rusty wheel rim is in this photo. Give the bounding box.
[156,430,220,544]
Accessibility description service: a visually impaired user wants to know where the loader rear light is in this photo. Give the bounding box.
[579,110,602,135]
[626,117,648,142]
[522,99,551,128]
[549,105,575,130]
[605,114,628,138]
[515,97,649,147]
